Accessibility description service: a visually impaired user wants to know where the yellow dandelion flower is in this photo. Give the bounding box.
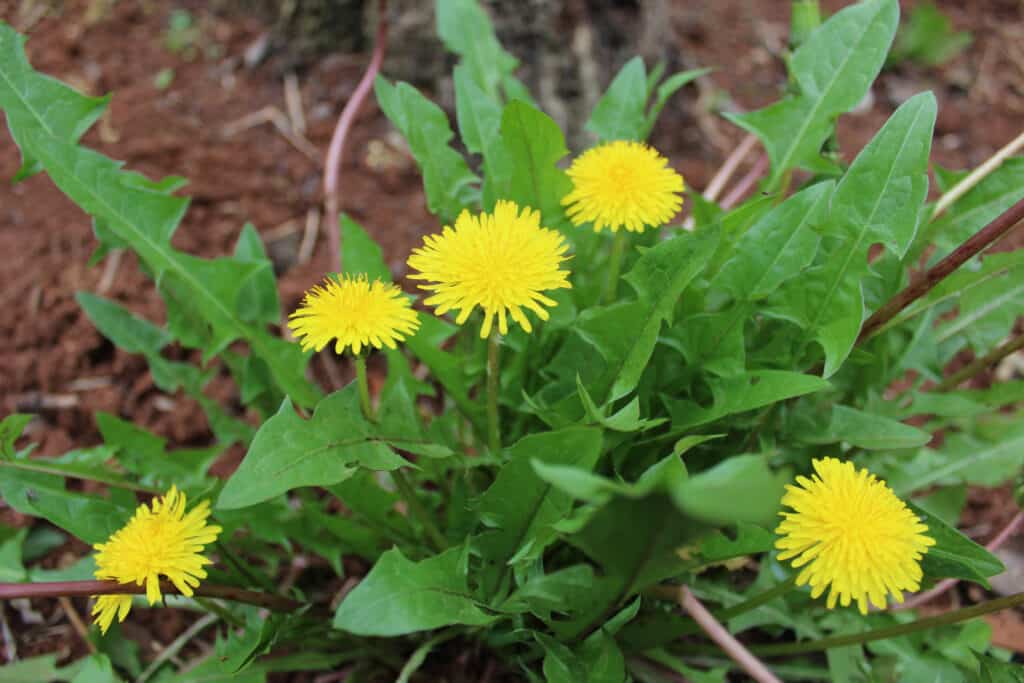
[91,486,221,634]
[406,200,571,338]
[562,140,685,233]
[287,274,421,355]
[775,457,935,615]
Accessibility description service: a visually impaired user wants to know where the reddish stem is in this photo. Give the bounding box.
[678,586,782,683]
[324,0,389,274]
[721,154,769,209]
[857,196,1024,346]
[0,580,305,613]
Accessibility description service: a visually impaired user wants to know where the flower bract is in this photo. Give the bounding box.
[775,457,935,614]
[288,274,420,355]
[562,140,685,232]
[91,486,221,634]
[406,200,571,338]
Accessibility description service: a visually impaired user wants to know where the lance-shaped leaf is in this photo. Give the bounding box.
[772,92,936,376]
[374,77,479,222]
[726,0,899,186]
[714,181,832,301]
[334,546,495,636]
[0,29,319,407]
[453,63,512,209]
[0,26,109,180]
[217,386,410,509]
[663,370,832,432]
[436,0,519,100]
[587,57,647,142]
[498,100,573,223]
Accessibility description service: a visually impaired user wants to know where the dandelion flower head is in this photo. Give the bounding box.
[288,274,420,355]
[91,486,221,634]
[407,200,571,338]
[562,140,684,233]
[775,457,935,615]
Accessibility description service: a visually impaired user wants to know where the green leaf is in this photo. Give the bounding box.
[882,251,1024,334]
[892,424,1024,496]
[340,214,391,282]
[476,427,603,573]
[0,31,318,407]
[974,652,1024,683]
[374,77,478,222]
[578,227,720,401]
[233,223,280,325]
[453,63,511,209]
[664,370,832,432]
[0,26,109,181]
[217,386,410,509]
[435,0,518,100]
[0,654,68,683]
[405,313,485,434]
[890,3,972,67]
[75,292,171,354]
[0,528,27,581]
[671,455,787,527]
[772,92,936,375]
[96,412,219,487]
[333,546,495,636]
[714,181,832,301]
[819,405,932,450]
[0,413,32,458]
[70,654,122,683]
[936,255,1024,351]
[561,494,705,639]
[727,0,899,186]
[911,502,1004,586]
[498,100,573,222]
[0,466,133,544]
[587,57,647,142]
[642,68,710,139]
[923,158,1024,259]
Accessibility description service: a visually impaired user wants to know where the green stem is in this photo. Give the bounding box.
[391,469,447,552]
[487,329,501,454]
[603,230,627,304]
[675,591,1024,658]
[713,577,797,624]
[356,355,373,422]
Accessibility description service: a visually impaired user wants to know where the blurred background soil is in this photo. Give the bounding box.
[1,0,1023,674]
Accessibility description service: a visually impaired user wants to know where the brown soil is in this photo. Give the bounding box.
[1,0,1023,677]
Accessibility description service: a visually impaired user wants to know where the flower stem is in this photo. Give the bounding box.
[356,355,374,421]
[487,329,501,454]
[603,231,627,304]
[391,469,447,552]
[0,580,306,613]
[325,0,388,273]
[675,591,1024,658]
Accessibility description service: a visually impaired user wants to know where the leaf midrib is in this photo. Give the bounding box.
[26,131,310,404]
[805,99,928,340]
[770,2,890,186]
